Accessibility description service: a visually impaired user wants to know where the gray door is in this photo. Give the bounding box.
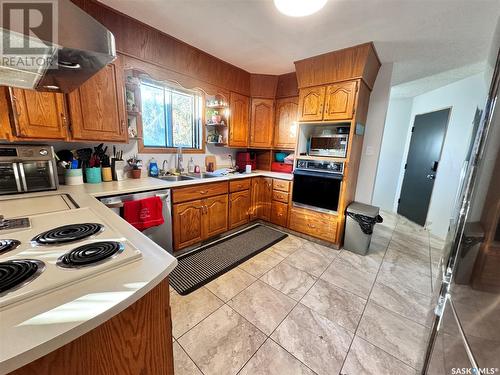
[398,108,450,226]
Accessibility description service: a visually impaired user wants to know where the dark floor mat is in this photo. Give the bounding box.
[169,224,287,295]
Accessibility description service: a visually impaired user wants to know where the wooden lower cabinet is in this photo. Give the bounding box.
[288,206,338,243]
[173,199,204,250]
[229,190,251,229]
[250,177,272,221]
[204,194,229,238]
[10,279,174,375]
[271,201,288,227]
[172,194,228,251]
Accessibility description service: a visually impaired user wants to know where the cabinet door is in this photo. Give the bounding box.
[9,88,67,139]
[323,81,358,121]
[229,92,249,147]
[68,61,127,142]
[251,177,272,221]
[273,97,298,149]
[250,178,260,221]
[298,86,325,121]
[249,98,274,148]
[203,194,228,239]
[173,200,204,251]
[271,201,288,227]
[229,190,251,229]
[260,177,273,221]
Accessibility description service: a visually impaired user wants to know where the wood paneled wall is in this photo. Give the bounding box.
[250,74,279,98]
[294,42,381,90]
[71,0,251,96]
[276,72,299,98]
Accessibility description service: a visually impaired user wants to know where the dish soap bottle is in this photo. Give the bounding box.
[188,157,195,173]
[149,158,159,177]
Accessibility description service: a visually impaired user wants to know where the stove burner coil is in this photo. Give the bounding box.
[0,239,21,254]
[32,223,104,245]
[57,241,124,268]
[0,259,45,295]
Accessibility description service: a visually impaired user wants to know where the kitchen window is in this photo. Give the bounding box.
[140,80,203,151]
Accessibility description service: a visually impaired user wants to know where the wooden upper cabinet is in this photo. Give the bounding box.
[203,194,228,239]
[323,81,358,121]
[273,97,298,149]
[9,88,67,140]
[229,92,249,147]
[249,98,274,148]
[68,61,127,142]
[298,86,325,122]
[173,200,204,251]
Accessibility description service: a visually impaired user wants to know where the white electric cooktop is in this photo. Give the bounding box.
[0,207,142,310]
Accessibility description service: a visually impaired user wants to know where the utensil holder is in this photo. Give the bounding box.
[101,167,112,182]
[85,167,102,184]
[112,160,127,181]
[64,168,84,186]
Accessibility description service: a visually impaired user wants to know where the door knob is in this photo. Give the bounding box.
[426,174,436,180]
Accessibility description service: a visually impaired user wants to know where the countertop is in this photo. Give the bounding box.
[0,170,292,374]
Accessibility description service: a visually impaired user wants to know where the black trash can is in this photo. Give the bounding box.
[344,202,383,255]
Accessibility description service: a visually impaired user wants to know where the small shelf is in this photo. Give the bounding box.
[127,110,141,116]
[129,136,143,141]
[205,123,227,127]
[206,104,228,109]
[206,142,227,146]
[125,82,139,90]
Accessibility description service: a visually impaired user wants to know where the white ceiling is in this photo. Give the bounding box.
[99,0,500,86]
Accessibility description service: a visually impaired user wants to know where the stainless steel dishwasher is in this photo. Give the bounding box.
[98,189,173,253]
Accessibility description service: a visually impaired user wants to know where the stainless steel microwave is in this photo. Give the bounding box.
[0,145,58,195]
[309,134,348,158]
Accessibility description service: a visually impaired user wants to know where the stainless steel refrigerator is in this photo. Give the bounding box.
[423,48,500,374]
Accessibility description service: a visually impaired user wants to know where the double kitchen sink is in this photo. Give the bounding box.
[156,173,219,182]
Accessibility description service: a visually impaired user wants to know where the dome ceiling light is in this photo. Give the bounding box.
[273,0,328,17]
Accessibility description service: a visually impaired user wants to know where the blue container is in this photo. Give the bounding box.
[85,167,102,184]
[149,158,159,177]
[275,152,287,162]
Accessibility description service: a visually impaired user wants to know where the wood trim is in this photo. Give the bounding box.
[10,279,174,375]
[71,0,251,96]
[294,42,380,91]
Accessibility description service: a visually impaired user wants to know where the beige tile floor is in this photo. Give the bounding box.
[170,211,439,375]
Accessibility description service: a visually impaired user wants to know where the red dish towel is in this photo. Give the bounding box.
[123,196,164,231]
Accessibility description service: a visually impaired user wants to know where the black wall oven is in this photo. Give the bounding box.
[292,159,344,212]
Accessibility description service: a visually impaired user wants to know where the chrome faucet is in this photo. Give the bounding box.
[176,147,184,173]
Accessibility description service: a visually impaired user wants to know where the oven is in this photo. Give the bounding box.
[309,134,348,158]
[292,159,344,212]
[0,145,58,195]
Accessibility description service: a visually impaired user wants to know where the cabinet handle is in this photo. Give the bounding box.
[307,223,316,228]
[319,102,323,114]
[199,190,208,195]
[11,95,21,117]
[61,113,67,127]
